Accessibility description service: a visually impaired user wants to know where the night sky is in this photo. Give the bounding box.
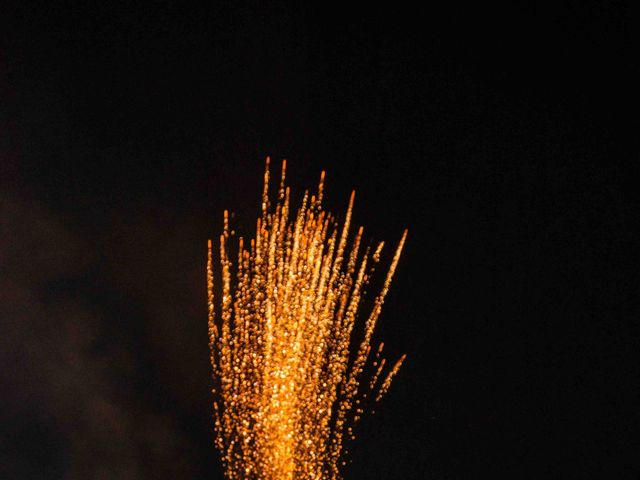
[0,2,635,479]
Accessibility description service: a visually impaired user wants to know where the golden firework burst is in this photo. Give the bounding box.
[207,158,407,479]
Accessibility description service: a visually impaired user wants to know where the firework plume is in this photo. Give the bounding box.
[207,159,407,479]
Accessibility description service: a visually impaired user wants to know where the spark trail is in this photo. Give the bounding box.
[207,159,407,479]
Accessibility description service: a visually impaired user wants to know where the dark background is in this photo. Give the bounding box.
[0,1,635,479]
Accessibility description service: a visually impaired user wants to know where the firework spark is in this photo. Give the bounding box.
[207,159,407,479]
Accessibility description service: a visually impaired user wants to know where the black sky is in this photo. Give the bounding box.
[0,1,636,479]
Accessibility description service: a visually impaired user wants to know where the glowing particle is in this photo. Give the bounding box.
[207,159,407,479]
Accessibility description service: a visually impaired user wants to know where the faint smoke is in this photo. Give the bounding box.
[0,191,197,479]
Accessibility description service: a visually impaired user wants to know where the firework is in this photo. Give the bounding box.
[207,158,407,479]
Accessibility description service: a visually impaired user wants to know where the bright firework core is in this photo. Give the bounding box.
[207,159,407,479]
